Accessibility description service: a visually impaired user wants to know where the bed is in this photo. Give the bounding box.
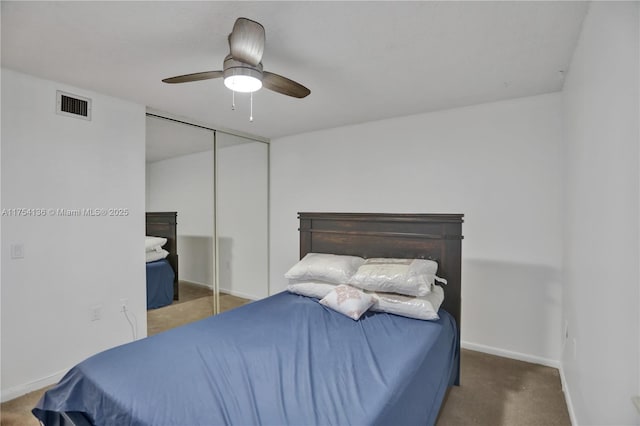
[145,259,175,309]
[146,212,179,306]
[33,212,463,426]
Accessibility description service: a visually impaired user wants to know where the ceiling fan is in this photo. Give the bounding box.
[162,17,310,100]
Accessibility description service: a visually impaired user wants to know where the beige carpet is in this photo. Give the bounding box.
[147,295,215,336]
[437,349,571,426]
[147,282,250,336]
[147,292,252,336]
[0,386,47,426]
[147,294,251,336]
[172,281,212,306]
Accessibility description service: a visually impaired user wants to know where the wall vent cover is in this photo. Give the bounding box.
[56,90,91,120]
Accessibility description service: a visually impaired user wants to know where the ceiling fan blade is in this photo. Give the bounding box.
[262,71,310,98]
[229,18,265,66]
[162,71,223,84]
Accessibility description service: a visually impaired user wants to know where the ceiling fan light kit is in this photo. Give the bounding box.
[162,17,310,122]
[223,73,262,93]
[222,54,263,93]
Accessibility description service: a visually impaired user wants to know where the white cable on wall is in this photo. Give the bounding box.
[122,307,137,341]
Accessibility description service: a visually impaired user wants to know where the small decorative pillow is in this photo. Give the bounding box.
[369,285,445,321]
[348,258,438,297]
[287,281,336,299]
[284,253,365,285]
[319,285,377,320]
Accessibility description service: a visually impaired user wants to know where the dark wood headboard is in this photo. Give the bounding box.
[146,212,179,300]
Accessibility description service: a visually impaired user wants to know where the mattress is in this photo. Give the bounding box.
[34,291,458,426]
[145,259,174,309]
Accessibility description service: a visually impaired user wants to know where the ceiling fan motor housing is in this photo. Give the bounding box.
[223,54,263,82]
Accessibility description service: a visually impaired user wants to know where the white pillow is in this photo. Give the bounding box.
[319,285,377,320]
[369,285,444,321]
[145,236,168,252]
[284,253,365,285]
[348,258,438,297]
[146,249,169,263]
[287,281,336,299]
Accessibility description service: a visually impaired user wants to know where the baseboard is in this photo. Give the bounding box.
[182,280,260,301]
[180,279,213,290]
[1,369,67,403]
[559,364,578,425]
[461,340,560,369]
[218,288,259,301]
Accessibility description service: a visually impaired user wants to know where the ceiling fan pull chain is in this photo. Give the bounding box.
[231,90,236,110]
[249,92,254,122]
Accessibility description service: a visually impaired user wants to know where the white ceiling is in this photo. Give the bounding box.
[2,1,588,141]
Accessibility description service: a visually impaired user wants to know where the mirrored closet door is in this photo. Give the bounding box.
[145,114,269,336]
[145,115,216,335]
[215,132,269,313]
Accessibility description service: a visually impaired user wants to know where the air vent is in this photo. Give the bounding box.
[56,90,91,121]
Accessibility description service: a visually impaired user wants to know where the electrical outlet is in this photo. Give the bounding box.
[120,298,129,313]
[10,244,24,259]
[90,305,102,321]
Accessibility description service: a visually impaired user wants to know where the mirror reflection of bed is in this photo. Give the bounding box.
[144,212,248,336]
[144,218,253,336]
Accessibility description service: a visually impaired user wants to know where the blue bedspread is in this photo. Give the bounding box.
[146,259,174,309]
[34,291,458,426]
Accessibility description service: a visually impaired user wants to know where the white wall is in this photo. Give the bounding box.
[562,2,640,425]
[1,69,146,400]
[270,93,564,365]
[217,134,269,300]
[1,64,4,402]
[145,165,151,209]
[146,149,215,286]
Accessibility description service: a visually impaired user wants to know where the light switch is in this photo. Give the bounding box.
[11,244,24,259]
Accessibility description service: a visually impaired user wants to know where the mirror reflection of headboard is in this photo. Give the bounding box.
[298,212,463,338]
[146,212,179,300]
